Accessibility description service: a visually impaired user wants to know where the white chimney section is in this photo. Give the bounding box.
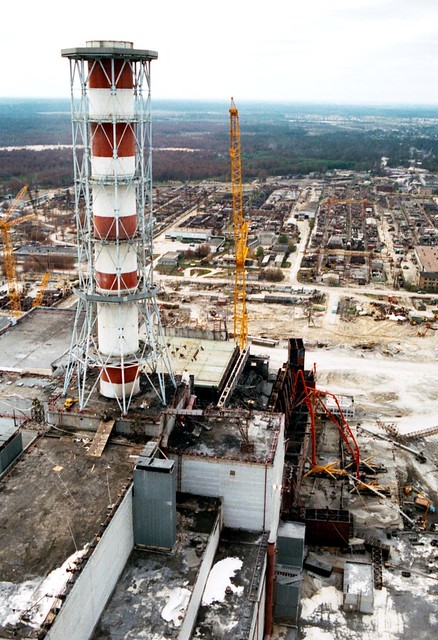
[62,41,174,413]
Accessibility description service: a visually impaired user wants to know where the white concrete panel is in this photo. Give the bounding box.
[175,457,270,531]
[46,488,134,640]
[95,242,137,277]
[88,88,134,118]
[91,156,135,178]
[97,302,138,356]
[92,184,136,218]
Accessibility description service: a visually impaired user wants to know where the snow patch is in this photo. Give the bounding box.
[303,629,337,640]
[0,546,88,629]
[301,584,406,640]
[161,587,191,627]
[301,585,342,618]
[202,557,244,605]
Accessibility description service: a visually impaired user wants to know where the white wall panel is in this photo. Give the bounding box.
[173,420,285,532]
[46,488,133,640]
[174,457,270,531]
[179,515,221,640]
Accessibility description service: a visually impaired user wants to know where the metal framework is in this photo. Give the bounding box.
[61,42,175,414]
[292,368,361,478]
[229,98,249,351]
[0,185,36,317]
[32,271,50,307]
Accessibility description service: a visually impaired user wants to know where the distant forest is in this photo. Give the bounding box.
[1,98,438,192]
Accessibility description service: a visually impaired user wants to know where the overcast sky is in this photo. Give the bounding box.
[2,0,438,105]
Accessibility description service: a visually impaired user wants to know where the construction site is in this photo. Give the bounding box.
[0,40,438,640]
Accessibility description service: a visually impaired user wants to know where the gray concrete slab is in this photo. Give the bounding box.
[0,432,140,584]
[168,410,283,462]
[0,308,74,374]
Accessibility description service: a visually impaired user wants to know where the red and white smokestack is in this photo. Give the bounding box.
[87,49,139,398]
[62,41,173,412]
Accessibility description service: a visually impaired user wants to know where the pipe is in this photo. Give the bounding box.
[359,425,426,459]
[264,541,276,639]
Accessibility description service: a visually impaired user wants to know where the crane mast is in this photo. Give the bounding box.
[0,185,35,317]
[229,98,249,351]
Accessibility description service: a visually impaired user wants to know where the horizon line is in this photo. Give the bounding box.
[1,96,438,109]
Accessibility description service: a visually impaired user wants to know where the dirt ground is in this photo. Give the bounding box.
[247,296,438,640]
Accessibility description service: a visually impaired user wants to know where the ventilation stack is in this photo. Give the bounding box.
[61,41,174,414]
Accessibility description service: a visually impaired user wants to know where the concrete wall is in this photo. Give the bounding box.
[164,326,228,341]
[174,424,284,532]
[0,429,22,473]
[249,557,267,640]
[46,488,134,640]
[46,409,164,438]
[176,457,268,530]
[179,512,222,640]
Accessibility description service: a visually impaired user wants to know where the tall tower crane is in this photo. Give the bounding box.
[229,98,249,351]
[0,185,36,317]
[32,271,51,308]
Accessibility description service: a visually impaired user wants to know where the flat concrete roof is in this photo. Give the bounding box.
[0,306,237,392]
[344,561,373,596]
[192,529,266,639]
[15,244,76,257]
[0,431,140,636]
[164,336,238,391]
[0,308,74,375]
[0,433,138,582]
[168,410,283,464]
[415,245,438,273]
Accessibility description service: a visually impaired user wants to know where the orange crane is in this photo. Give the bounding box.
[229,98,249,351]
[32,271,51,308]
[292,367,361,479]
[0,185,36,317]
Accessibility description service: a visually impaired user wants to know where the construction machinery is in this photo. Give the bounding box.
[64,397,78,410]
[291,367,361,478]
[403,485,435,530]
[32,271,51,308]
[0,185,36,317]
[229,98,249,351]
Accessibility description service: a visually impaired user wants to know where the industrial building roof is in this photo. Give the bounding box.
[192,529,267,639]
[14,244,76,257]
[415,245,438,273]
[0,309,238,422]
[343,561,374,597]
[164,336,238,391]
[92,493,222,640]
[168,410,283,463]
[0,308,75,375]
[0,431,139,636]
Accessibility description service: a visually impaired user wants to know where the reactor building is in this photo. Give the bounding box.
[0,39,389,640]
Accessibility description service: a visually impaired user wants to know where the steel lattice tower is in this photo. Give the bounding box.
[61,40,174,414]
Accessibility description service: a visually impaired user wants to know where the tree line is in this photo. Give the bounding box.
[2,109,438,191]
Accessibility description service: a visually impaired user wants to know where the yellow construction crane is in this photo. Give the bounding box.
[0,185,36,317]
[32,271,51,308]
[229,98,249,351]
